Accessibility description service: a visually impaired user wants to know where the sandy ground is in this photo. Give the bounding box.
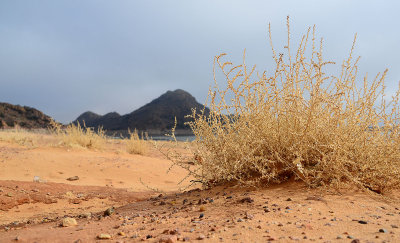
[0,140,400,242]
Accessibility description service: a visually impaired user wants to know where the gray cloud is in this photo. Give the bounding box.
[0,0,399,123]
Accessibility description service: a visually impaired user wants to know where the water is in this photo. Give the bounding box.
[148,135,196,142]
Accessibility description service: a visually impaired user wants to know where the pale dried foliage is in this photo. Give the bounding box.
[0,127,39,147]
[50,120,106,150]
[183,18,400,193]
[126,129,148,155]
[1,122,152,154]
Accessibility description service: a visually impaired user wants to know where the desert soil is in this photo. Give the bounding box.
[0,140,399,243]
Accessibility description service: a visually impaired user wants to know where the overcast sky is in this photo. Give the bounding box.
[1,1,399,123]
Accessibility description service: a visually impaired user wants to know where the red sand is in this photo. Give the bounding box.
[0,141,399,242]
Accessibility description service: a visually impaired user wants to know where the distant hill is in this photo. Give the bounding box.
[74,89,209,134]
[0,102,53,129]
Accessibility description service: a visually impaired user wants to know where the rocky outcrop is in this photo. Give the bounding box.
[0,102,53,129]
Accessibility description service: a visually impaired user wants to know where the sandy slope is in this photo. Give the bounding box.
[0,140,400,242]
[0,141,190,191]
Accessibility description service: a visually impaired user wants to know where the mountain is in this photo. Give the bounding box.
[74,89,209,134]
[0,102,53,129]
[75,111,101,125]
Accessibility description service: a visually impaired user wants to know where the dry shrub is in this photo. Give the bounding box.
[183,18,400,193]
[50,120,106,149]
[0,127,38,147]
[125,129,148,155]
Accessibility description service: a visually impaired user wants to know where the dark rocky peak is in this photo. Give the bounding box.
[73,89,209,134]
[74,111,101,125]
[102,112,120,119]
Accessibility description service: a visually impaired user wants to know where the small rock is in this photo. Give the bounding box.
[159,235,177,243]
[169,229,180,235]
[146,234,153,239]
[61,217,77,227]
[199,213,204,219]
[239,197,254,203]
[182,236,190,241]
[118,232,125,236]
[199,206,206,212]
[6,192,12,197]
[198,198,207,204]
[97,234,112,239]
[286,198,292,201]
[351,240,360,243]
[237,218,244,222]
[391,225,398,229]
[245,212,254,220]
[104,207,115,216]
[197,234,205,240]
[131,232,139,238]
[81,212,92,219]
[379,228,387,233]
[336,235,343,239]
[66,176,79,181]
[358,220,368,224]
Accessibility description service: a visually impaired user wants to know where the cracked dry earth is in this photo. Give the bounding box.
[0,141,400,242]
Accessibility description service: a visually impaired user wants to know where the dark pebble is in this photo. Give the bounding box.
[104,207,115,216]
[239,197,254,203]
[358,220,368,224]
[66,176,79,181]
